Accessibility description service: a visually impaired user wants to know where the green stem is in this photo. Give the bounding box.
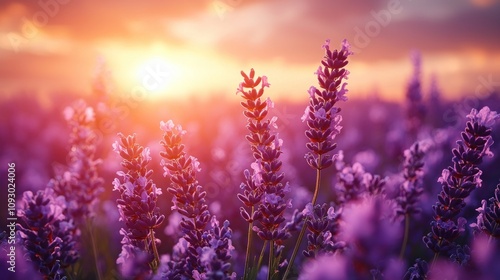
[257,241,268,270]
[431,239,443,266]
[245,241,268,280]
[487,223,497,246]
[86,218,102,280]
[283,161,323,279]
[244,206,255,279]
[150,229,160,273]
[399,213,410,259]
[268,241,274,280]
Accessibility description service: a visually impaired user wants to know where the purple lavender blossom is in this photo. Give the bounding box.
[471,184,500,239]
[236,69,291,278]
[112,133,164,276]
[116,229,153,279]
[160,120,234,279]
[302,39,352,170]
[302,203,344,258]
[404,258,428,280]
[236,69,290,242]
[405,50,425,140]
[49,100,104,223]
[284,39,353,280]
[340,196,402,278]
[396,141,427,218]
[17,188,79,279]
[334,161,368,204]
[396,141,428,259]
[334,152,386,203]
[423,106,499,259]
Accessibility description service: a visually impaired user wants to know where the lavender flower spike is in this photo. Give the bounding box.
[285,39,352,280]
[303,39,352,170]
[17,188,79,279]
[112,133,164,276]
[50,100,104,223]
[423,106,498,260]
[237,69,289,241]
[396,141,428,219]
[237,69,291,278]
[160,120,234,279]
[396,141,427,259]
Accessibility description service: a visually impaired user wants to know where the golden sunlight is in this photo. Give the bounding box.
[135,56,176,96]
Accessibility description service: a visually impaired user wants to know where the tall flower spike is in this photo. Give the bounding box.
[50,100,104,223]
[112,133,164,276]
[395,141,427,219]
[285,39,352,280]
[237,69,290,278]
[17,188,79,279]
[405,50,425,141]
[423,106,498,261]
[396,141,427,259]
[303,39,352,170]
[237,69,289,241]
[159,120,234,279]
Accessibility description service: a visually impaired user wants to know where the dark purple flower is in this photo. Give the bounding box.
[405,50,426,140]
[340,196,402,278]
[284,39,353,280]
[423,107,499,259]
[49,100,104,223]
[404,258,428,280]
[302,203,344,258]
[236,69,290,243]
[334,161,369,204]
[303,39,352,170]
[160,120,234,279]
[471,184,500,239]
[116,228,153,279]
[333,152,386,203]
[17,188,79,279]
[395,141,428,218]
[113,133,164,276]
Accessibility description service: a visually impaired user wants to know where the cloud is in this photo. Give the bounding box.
[0,0,499,101]
[164,0,500,65]
[470,0,500,7]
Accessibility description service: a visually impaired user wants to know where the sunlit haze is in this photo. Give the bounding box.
[1,0,499,102]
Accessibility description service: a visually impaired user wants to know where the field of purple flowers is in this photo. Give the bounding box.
[1,40,500,280]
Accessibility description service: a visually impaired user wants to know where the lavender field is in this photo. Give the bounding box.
[1,1,500,280]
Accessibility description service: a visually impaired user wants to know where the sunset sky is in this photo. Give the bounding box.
[1,0,499,102]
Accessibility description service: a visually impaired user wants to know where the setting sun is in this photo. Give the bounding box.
[136,56,175,96]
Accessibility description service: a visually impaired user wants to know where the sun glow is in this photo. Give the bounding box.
[135,57,175,96]
[96,43,185,99]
